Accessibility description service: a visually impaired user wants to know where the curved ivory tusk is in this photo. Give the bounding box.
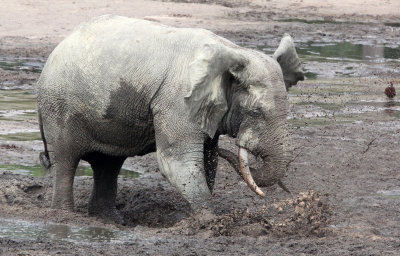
[238,147,265,197]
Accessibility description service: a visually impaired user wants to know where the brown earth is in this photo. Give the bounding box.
[1,0,400,255]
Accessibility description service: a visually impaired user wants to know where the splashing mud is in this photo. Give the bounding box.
[175,190,331,237]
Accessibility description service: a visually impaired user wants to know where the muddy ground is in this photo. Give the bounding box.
[1,0,400,255]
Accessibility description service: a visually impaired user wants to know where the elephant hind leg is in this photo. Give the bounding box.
[50,151,80,211]
[85,152,126,224]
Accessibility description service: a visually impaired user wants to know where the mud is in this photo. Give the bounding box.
[1,0,400,255]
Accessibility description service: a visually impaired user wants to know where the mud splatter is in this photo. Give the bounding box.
[175,190,331,237]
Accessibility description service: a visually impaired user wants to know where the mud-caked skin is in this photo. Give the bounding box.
[37,15,303,223]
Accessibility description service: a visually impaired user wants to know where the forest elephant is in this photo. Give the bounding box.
[37,15,303,223]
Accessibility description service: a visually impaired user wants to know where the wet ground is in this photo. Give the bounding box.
[1,3,400,255]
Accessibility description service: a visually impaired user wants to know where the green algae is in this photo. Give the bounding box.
[0,132,41,141]
[0,164,140,179]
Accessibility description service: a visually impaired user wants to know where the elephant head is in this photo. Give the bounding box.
[273,33,304,91]
[185,35,295,197]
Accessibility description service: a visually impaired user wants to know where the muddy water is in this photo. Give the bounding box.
[297,42,400,79]
[0,89,39,142]
[0,218,137,244]
[277,41,400,127]
[287,77,400,127]
[377,189,400,199]
[0,57,45,75]
[254,41,400,79]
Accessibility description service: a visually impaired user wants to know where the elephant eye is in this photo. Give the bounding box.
[244,106,265,118]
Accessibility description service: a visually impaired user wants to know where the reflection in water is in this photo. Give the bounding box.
[293,42,400,79]
[44,224,119,242]
[384,100,397,116]
[297,42,400,61]
[362,45,384,60]
[44,224,71,240]
[0,218,136,243]
[384,100,397,108]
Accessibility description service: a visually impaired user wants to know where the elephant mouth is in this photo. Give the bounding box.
[218,148,290,196]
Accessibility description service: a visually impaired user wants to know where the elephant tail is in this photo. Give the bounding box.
[38,109,51,169]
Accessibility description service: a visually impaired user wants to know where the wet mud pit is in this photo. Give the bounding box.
[1,9,400,256]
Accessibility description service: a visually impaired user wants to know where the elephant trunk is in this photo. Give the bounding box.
[257,123,289,187]
[218,147,291,194]
[236,119,290,196]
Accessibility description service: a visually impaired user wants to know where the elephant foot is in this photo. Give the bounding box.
[89,207,126,225]
[191,207,217,222]
[51,199,74,211]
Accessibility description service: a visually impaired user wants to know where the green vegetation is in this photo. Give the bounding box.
[296,42,400,61]
[384,23,400,27]
[120,169,141,179]
[384,46,400,59]
[275,18,363,25]
[0,132,41,141]
[296,42,364,60]
[304,72,317,79]
[0,164,140,178]
[0,164,45,176]
[0,89,37,111]
[381,195,400,199]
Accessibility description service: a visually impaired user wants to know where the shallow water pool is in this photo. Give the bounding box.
[0,218,138,244]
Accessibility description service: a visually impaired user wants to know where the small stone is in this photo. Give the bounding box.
[295,206,303,214]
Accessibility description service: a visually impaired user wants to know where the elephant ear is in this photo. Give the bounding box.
[185,44,246,137]
[273,33,304,90]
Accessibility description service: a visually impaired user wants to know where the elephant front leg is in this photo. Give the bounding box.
[153,111,212,210]
[157,148,211,210]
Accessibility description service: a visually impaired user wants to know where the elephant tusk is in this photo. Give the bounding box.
[238,147,265,197]
[278,180,291,194]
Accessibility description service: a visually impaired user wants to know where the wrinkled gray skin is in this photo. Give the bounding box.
[37,15,302,223]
